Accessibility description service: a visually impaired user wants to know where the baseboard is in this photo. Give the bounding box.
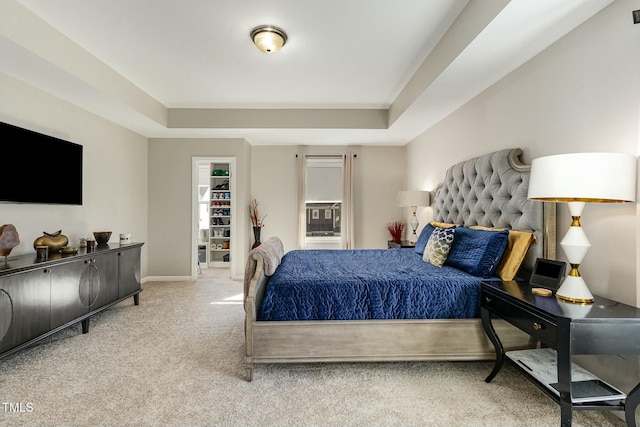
[141,275,243,283]
[142,276,193,283]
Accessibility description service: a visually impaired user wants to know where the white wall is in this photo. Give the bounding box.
[406,0,640,395]
[408,0,639,304]
[0,71,149,275]
[147,138,251,279]
[637,96,640,308]
[250,145,406,252]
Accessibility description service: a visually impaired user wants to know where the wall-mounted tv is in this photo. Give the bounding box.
[1,121,83,205]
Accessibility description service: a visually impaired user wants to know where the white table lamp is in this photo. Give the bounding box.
[528,152,636,303]
[398,190,431,244]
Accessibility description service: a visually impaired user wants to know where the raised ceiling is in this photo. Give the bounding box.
[2,0,613,145]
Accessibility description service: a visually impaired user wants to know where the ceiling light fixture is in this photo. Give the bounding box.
[251,25,287,53]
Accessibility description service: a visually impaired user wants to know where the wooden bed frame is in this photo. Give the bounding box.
[244,149,556,381]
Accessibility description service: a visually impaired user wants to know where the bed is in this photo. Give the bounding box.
[244,148,556,381]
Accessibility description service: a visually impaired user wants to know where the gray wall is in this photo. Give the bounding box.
[250,145,406,252]
[145,142,405,279]
[147,138,251,279]
[0,72,149,276]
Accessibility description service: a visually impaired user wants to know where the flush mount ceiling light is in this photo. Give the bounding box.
[250,25,287,53]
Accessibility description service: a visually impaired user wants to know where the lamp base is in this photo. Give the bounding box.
[555,275,594,304]
[409,231,418,245]
[556,202,594,304]
[409,206,419,245]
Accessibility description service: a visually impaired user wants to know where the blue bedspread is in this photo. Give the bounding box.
[258,249,485,321]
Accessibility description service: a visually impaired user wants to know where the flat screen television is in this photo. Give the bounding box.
[1,121,83,205]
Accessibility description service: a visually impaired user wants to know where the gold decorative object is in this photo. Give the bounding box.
[33,230,69,252]
[0,224,20,258]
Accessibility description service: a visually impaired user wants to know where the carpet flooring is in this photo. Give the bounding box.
[0,268,625,427]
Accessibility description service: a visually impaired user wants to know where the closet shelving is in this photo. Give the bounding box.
[209,163,231,266]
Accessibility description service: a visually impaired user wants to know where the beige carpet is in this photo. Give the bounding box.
[0,268,625,427]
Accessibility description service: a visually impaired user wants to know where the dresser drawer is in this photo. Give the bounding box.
[482,292,557,346]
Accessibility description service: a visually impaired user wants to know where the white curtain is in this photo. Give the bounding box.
[297,154,307,249]
[341,153,355,249]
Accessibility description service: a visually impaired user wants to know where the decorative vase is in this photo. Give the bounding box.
[252,226,262,249]
[33,230,69,253]
[93,231,112,245]
[0,224,20,258]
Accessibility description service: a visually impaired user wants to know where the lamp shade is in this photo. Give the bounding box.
[528,152,636,203]
[398,190,431,207]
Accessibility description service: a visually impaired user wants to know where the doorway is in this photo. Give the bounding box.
[192,157,236,279]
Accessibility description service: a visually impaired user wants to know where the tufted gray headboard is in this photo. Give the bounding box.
[432,148,556,273]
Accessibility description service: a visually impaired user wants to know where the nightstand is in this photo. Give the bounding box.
[387,240,415,249]
[481,280,640,427]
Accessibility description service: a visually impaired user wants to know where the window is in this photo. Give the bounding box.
[298,154,355,249]
[300,156,342,249]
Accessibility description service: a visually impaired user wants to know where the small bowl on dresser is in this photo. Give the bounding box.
[93,231,112,245]
[60,246,78,255]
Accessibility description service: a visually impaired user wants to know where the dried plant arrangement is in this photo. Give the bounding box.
[387,220,405,243]
[249,199,267,228]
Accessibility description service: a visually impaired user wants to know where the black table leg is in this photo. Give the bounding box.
[625,383,640,427]
[557,321,573,427]
[560,401,572,427]
[481,306,504,383]
[81,318,90,334]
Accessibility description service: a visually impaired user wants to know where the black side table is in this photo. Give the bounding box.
[387,240,415,249]
[481,280,640,427]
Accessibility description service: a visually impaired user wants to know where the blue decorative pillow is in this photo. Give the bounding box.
[444,227,509,278]
[414,223,435,255]
[423,226,456,267]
